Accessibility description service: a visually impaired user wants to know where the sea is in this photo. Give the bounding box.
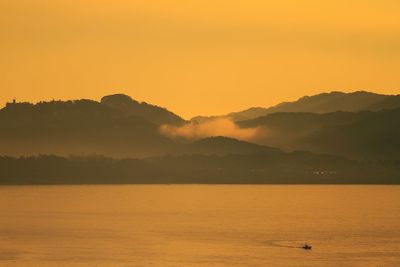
[0,185,399,266]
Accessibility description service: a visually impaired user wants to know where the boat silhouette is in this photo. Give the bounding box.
[302,243,312,250]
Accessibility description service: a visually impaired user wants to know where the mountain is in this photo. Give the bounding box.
[182,136,281,155]
[0,97,286,158]
[1,91,400,184]
[259,91,396,114]
[192,91,400,122]
[101,94,185,125]
[301,108,400,160]
[2,91,399,160]
[0,97,179,157]
[239,108,400,160]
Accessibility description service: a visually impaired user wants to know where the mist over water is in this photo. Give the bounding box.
[0,185,399,267]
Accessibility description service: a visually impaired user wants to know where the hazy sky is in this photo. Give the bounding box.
[1,0,399,118]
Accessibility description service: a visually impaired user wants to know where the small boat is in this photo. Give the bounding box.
[302,243,312,250]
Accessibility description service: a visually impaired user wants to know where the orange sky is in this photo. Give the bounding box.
[1,0,399,118]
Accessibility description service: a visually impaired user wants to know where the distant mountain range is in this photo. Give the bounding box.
[1,90,399,184]
[192,91,400,122]
[239,108,400,160]
[0,97,279,158]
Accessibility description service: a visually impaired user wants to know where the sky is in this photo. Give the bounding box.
[1,0,400,119]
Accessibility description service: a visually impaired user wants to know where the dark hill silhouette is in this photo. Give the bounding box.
[183,136,281,155]
[1,91,400,184]
[261,91,391,114]
[1,92,399,162]
[301,108,400,160]
[101,94,185,125]
[0,98,178,157]
[0,98,288,158]
[193,91,400,122]
[184,136,282,155]
[239,108,400,160]
[239,111,365,135]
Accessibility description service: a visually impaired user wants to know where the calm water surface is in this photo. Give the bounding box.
[0,185,399,266]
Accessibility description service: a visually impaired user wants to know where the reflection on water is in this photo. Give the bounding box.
[0,185,399,266]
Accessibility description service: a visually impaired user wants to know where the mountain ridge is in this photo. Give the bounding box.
[238,108,400,160]
[0,98,288,158]
[192,91,400,122]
